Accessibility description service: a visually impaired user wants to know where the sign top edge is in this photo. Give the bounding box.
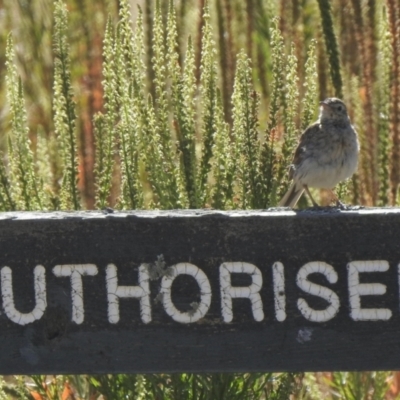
[0,207,398,220]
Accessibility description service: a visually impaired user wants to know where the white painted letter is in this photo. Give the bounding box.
[106,264,151,324]
[297,261,340,322]
[1,265,46,325]
[273,262,286,321]
[348,260,391,321]
[53,264,98,324]
[160,263,211,323]
[220,262,264,323]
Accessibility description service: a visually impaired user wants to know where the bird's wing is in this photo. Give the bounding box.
[288,122,321,180]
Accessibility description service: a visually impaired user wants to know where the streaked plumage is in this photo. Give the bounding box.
[278,98,359,208]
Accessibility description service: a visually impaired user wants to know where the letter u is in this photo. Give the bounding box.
[1,265,47,325]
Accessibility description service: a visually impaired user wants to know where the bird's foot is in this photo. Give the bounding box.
[335,199,348,210]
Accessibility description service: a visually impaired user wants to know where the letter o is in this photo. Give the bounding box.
[160,263,212,323]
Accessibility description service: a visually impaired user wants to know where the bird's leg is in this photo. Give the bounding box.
[329,189,346,209]
[303,185,319,207]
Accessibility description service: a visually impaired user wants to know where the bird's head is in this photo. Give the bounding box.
[319,98,350,124]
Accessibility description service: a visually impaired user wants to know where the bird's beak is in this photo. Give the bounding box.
[319,101,330,109]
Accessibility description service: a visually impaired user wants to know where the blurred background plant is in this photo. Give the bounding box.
[1,371,400,399]
[2,0,399,211]
[1,0,400,398]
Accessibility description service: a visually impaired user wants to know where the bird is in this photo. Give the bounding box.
[278,98,359,208]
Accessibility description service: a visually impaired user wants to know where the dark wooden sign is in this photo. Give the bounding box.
[1,208,400,373]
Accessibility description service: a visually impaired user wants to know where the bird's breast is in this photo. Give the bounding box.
[295,127,359,189]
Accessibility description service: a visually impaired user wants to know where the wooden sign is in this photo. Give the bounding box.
[1,208,400,373]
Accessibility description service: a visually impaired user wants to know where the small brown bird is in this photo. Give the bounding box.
[278,98,359,208]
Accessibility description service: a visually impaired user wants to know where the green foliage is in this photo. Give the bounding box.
[347,75,365,205]
[377,11,391,206]
[258,17,285,207]
[35,128,55,209]
[1,376,30,399]
[115,10,144,210]
[94,0,325,212]
[265,17,285,133]
[327,372,391,400]
[316,0,343,98]
[232,50,261,209]
[169,6,198,207]
[178,36,199,208]
[94,373,297,399]
[198,0,218,204]
[0,154,15,212]
[211,90,235,209]
[278,43,300,199]
[147,0,183,208]
[2,0,399,209]
[95,16,119,209]
[5,0,379,212]
[53,0,80,210]
[94,112,114,208]
[5,34,42,211]
[302,40,318,130]
[88,374,144,399]
[7,372,397,400]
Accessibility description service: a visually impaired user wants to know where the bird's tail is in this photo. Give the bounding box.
[278,182,304,208]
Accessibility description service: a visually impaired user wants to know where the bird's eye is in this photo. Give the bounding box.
[337,105,343,111]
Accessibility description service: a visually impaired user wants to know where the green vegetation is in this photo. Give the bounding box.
[4,0,398,212]
[2,0,398,211]
[1,0,400,397]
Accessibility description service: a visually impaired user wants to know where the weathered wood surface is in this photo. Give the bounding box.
[0,207,400,373]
